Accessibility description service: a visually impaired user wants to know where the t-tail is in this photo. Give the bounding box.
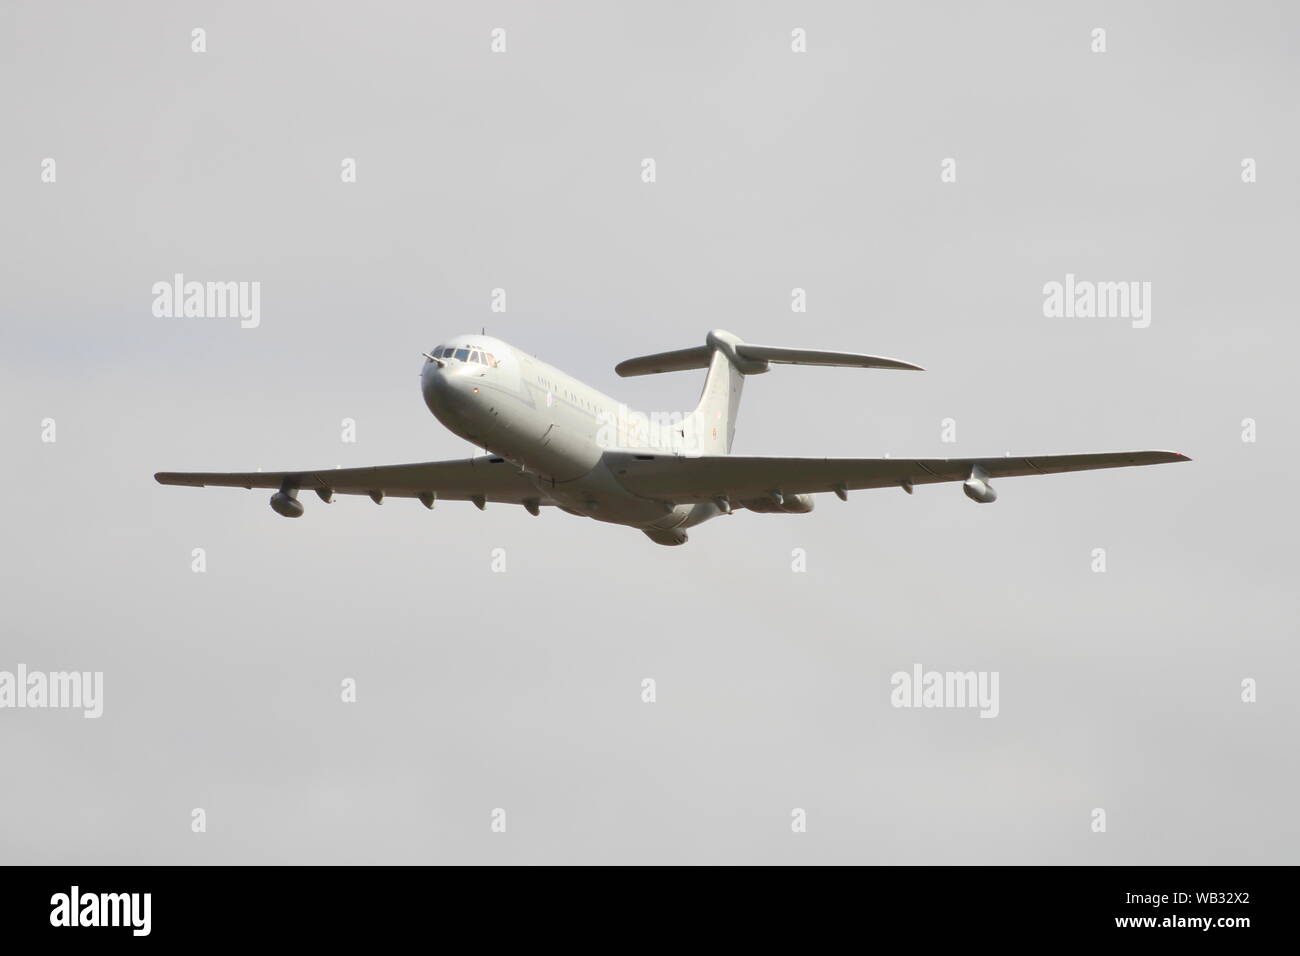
[614,329,923,453]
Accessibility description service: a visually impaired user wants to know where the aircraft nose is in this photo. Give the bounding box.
[421,362,477,417]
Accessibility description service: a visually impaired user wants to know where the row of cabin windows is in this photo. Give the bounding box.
[433,345,499,367]
[536,375,598,414]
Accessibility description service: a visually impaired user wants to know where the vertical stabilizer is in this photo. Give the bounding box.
[689,343,746,453]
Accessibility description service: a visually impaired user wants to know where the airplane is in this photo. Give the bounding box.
[155,329,1190,546]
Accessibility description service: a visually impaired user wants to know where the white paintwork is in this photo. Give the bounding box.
[156,329,1189,545]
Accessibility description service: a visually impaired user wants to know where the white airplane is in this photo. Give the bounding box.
[156,329,1189,545]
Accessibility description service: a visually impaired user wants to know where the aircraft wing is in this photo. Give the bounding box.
[610,450,1190,503]
[155,456,550,506]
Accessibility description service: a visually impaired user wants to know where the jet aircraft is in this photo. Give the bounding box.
[156,330,1189,545]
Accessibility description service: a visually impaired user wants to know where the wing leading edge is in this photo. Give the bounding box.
[155,456,551,506]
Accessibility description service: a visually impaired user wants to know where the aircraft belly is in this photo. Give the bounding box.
[542,457,676,527]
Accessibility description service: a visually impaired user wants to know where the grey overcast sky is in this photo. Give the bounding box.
[1,0,1296,864]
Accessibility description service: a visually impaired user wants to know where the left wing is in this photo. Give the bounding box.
[155,456,551,509]
[608,450,1190,504]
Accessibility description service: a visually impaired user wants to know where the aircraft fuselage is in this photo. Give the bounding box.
[420,334,720,540]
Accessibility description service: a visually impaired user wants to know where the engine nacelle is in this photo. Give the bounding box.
[644,526,688,546]
[270,490,304,518]
[962,477,997,504]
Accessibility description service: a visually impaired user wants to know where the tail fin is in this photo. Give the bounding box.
[615,330,923,455]
[691,341,746,453]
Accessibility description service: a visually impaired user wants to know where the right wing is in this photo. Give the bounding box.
[155,456,550,506]
[609,450,1190,502]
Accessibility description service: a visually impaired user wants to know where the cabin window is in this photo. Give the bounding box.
[454,348,470,361]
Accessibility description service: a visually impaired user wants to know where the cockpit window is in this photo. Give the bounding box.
[433,346,500,366]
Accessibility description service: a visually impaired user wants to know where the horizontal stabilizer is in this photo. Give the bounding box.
[734,343,922,372]
[615,330,922,376]
[615,346,711,377]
